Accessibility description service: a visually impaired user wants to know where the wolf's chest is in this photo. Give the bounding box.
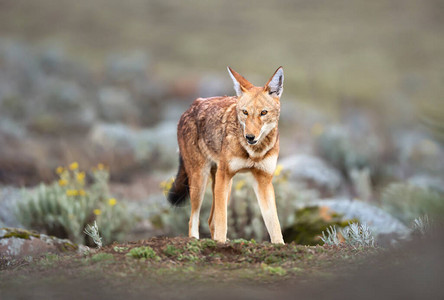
[228,155,277,175]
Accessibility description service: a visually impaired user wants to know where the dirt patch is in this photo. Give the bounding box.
[0,236,378,284]
[2,234,442,300]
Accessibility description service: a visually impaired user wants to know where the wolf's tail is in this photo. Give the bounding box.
[167,155,190,206]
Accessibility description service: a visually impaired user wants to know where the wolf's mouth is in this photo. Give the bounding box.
[247,140,258,145]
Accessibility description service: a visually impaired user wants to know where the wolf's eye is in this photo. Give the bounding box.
[261,110,268,116]
[242,110,248,116]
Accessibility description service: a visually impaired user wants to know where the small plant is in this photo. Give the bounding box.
[342,222,375,248]
[412,215,434,237]
[113,246,129,253]
[127,246,160,260]
[320,222,376,248]
[84,221,102,249]
[186,241,202,254]
[199,239,218,249]
[163,244,181,257]
[320,226,341,246]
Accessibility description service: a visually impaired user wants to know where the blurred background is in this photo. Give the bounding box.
[0,0,443,246]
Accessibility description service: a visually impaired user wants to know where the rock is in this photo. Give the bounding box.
[0,187,23,228]
[0,118,27,139]
[0,227,81,258]
[395,131,444,176]
[105,51,150,84]
[282,206,354,245]
[89,121,177,170]
[279,154,343,195]
[313,199,410,246]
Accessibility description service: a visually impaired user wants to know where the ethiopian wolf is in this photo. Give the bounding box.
[168,67,285,244]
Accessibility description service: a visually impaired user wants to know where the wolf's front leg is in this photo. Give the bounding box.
[212,168,233,243]
[252,171,284,244]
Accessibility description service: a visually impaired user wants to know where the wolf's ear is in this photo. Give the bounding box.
[227,67,254,97]
[265,67,284,98]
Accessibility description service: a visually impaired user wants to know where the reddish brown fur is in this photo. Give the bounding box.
[171,67,285,244]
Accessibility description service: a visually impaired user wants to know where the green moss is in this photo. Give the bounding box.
[91,253,114,263]
[163,244,182,257]
[185,241,202,254]
[199,239,217,249]
[264,255,281,264]
[282,206,358,245]
[113,246,129,253]
[177,254,200,262]
[58,241,78,252]
[2,228,40,240]
[127,246,160,261]
[261,264,287,276]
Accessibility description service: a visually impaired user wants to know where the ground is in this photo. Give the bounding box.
[1,234,443,300]
[0,236,379,299]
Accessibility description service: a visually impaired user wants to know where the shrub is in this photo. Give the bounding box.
[17,163,134,245]
[341,222,375,248]
[411,215,437,238]
[321,222,376,248]
[381,183,444,225]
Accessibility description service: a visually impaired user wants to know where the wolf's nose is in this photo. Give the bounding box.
[245,134,255,142]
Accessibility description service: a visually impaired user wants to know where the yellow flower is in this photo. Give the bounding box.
[274,164,283,177]
[69,162,79,170]
[76,172,86,184]
[97,163,105,170]
[58,179,68,186]
[56,166,65,175]
[160,177,175,195]
[108,198,117,206]
[78,189,86,196]
[235,180,245,191]
[93,209,102,216]
[66,189,79,196]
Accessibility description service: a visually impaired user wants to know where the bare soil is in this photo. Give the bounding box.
[0,237,379,299]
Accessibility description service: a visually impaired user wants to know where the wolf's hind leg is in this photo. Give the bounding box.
[188,165,210,239]
[212,166,233,243]
[208,166,217,239]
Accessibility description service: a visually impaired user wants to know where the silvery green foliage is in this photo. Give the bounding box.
[320,226,341,246]
[84,221,102,248]
[316,125,380,175]
[89,121,177,169]
[381,183,444,225]
[17,168,133,245]
[320,222,376,248]
[341,222,375,248]
[277,154,343,194]
[412,215,433,237]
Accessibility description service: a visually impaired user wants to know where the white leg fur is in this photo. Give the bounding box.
[189,168,210,239]
[252,177,284,244]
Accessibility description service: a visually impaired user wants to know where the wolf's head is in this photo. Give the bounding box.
[227,66,283,146]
